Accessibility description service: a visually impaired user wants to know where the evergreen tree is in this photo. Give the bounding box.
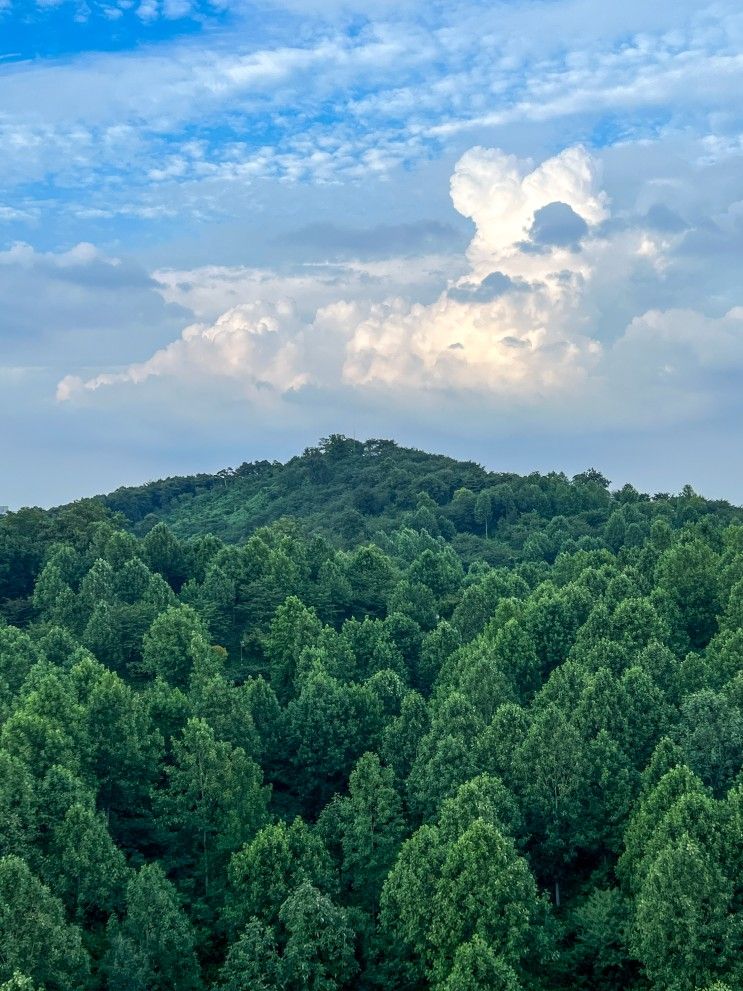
[0,855,90,991]
[278,883,358,991]
[104,863,201,991]
[631,835,738,991]
[157,717,269,903]
[141,605,208,687]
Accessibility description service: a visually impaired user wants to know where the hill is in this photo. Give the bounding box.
[0,436,741,990]
[95,433,743,569]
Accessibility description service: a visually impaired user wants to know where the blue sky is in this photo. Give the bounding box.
[2,0,743,505]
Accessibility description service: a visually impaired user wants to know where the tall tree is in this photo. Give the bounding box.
[104,863,201,991]
[631,835,738,991]
[320,752,404,916]
[141,605,208,688]
[278,882,358,991]
[157,717,269,904]
[0,855,90,991]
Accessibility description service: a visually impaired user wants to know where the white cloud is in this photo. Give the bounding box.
[49,145,641,410]
[342,292,602,394]
[150,253,458,320]
[0,239,114,268]
[0,204,37,222]
[57,298,355,400]
[59,139,743,431]
[4,0,743,221]
[450,145,608,277]
[615,306,743,374]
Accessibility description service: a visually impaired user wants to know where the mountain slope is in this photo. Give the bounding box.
[0,436,742,989]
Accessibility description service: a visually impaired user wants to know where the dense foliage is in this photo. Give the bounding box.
[0,435,742,990]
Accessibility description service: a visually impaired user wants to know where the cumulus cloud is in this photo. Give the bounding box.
[450,146,608,279]
[48,145,636,413]
[53,139,743,435]
[57,297,362,401]
[340,145,610,395]
[150,252,459,322]
[615,307,743,376]
[527,202,589,250]
[447,271,526,303]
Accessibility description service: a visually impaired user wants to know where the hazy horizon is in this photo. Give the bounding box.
[6,423,740,512]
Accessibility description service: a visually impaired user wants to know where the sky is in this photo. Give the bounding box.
[2,0,743,506]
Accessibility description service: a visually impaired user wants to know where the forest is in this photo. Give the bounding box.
[0,434,741,991]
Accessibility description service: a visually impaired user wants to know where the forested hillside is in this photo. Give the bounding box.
[0,435,742,991]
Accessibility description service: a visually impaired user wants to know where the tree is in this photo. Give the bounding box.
[428,820,544,984]
[388,580,438,631]
[218,920,282,991]
[188,636,259,754]
[379,824,445,983]
[474,491,494,538]
[418,622,461,695]
[46,802,129,921]
[32,562,76,628]
[514,705,588,882]
[77,558,116,618]
[437,774,522,843]
[657,539,720,647]
[82,601,124,671]
[0,855,90,990]
[0,751,36,861]
[438,936,524,991]
[314,558,353,626]
[380,689,430,782]
[618,765,709,895]
[345,545,397,618]
[278,882,358,991]
[407,693,484,822]
[477,702,530,786]
[226,818,335,933]
[562,886,636,991]
[631,835,737,991]
[0,628,39,711]
[142,522,186,588]
[446,644,515,724]
[450,488,477,531]
[195,564,237,648]
[321,752,404,915]
[157,718,269,903]
[451,572,529,643]
[675,689,743,795]
[141,605,208,688]
[286,670,381,813]
[104,863,201,991]
[240,676,284,771]
[1,669,91,782]
[407,548,464,598]
[103,529,141,571]
[340,616,406,682]
[384,612,424,675]
[113,555,155,604]
[74,658,163,845]
[0,975,42,991]
[36,764,95,841]
[525,583,592,675]
[263,597,323,703]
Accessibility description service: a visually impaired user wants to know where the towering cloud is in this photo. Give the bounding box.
[58,140,739,433]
